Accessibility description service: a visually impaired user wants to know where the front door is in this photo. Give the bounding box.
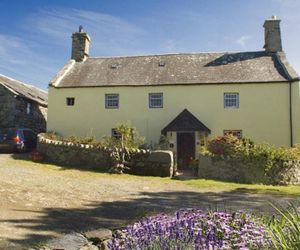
[177,132,195,169]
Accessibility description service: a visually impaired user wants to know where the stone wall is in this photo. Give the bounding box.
[0,85,47,133]
[37,137,113,171]
[14,97,47,133]
[198,155,300,185]
[129,150,175,177]
[0,85,15,128]
[37,134,175,177]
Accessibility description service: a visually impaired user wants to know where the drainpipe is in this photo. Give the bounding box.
[289,81,294,147]
[275,53,294,147]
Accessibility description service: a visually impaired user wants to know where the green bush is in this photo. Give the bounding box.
[42,123,146,174]
[42,123,145,149]
[204,136,300,184]
[42,131,99,145]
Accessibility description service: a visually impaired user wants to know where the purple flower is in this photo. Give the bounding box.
[107,208,271,249]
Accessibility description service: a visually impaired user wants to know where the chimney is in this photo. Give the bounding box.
[263,16,282,52]
[71,26,91,62]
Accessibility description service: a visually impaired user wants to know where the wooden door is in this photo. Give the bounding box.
[177,132,195,169]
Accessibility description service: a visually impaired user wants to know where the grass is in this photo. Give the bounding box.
[181,178,300,196]
[5,154,300,196]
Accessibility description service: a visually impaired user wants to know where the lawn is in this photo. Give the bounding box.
[181,178,300,196]
[13,154,300,196]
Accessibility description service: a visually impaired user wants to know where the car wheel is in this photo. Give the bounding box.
[18,143,27,153]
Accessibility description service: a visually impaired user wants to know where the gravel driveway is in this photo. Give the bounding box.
[0,154,297,249]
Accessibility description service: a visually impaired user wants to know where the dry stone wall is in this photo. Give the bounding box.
[198,155,300,185]
[37,134,175,177]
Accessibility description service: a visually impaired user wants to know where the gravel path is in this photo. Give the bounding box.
[0,154,297,249]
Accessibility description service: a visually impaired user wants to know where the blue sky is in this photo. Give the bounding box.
[0,0,299,90]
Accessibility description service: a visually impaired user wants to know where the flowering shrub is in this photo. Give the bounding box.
[204,136,300,184]
[207,134,242,156]
[107,208,271,249]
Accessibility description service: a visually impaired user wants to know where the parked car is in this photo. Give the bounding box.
[0,128,37,153]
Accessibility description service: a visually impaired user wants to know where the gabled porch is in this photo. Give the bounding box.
[161,109,211,169]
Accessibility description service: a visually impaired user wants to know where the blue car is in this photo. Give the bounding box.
[0,128,37,153]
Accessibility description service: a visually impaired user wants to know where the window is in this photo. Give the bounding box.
[105,94,119,109]
[224,130,242,139]
[111,128,121,139]
[23,130,36,140]
[26,102,32,115]
[224,93,239,108]
[149,93,163,108]
[66,97,75,106]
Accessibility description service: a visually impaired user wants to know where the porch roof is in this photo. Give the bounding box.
[161,109,211,134]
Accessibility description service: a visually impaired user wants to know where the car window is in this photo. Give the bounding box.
[0,129,16,140]
[23,130,32,140]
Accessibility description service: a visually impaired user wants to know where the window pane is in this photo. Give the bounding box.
[224,130,242,139]
[149,93,163,108]
[111,128,121,139]
[66,97,75,106]
[224,93,239,108]
[26,102,33,114]
[105,94,119,109]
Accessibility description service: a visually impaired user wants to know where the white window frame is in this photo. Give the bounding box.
[105,94,119,109]
[224,93,239,109]
[26,102,32,115]
[224,130,243,139]
[149,93,163,108]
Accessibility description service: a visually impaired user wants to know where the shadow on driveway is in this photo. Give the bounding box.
[1,189,298,248]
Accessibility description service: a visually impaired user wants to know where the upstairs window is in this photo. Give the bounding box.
[224,93,239,108]
[105,94,119,109]
[66,97,75,106]
[149,93,163,108]
[224,130,243,139]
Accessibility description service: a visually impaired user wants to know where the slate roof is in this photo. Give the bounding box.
[0,74,48,106]
[162,109,211,134]
[51,51,299,88]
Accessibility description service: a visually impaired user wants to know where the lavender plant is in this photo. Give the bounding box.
[107,208,271,250]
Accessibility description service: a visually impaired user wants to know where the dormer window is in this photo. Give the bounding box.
[158,61,165,67]
[110,63,121,69]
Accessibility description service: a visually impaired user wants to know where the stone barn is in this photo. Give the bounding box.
[0,74,47,133]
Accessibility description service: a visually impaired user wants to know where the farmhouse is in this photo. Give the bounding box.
[47,17,300,168]
[0,74,47,133]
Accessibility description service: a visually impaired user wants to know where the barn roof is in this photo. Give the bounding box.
[0,74,48,106]
[50,51,299,88]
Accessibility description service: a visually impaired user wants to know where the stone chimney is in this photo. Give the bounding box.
[71,26,91,62]
[263,16,282,52]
